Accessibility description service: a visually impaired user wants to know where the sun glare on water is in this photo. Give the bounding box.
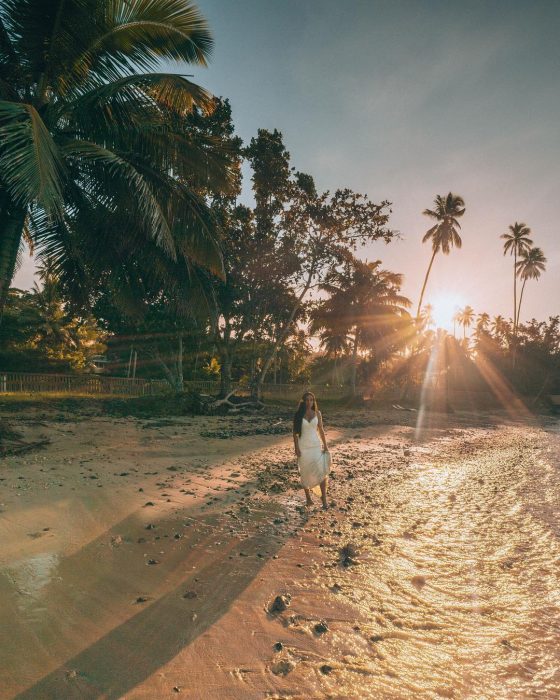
[430,294,464,332]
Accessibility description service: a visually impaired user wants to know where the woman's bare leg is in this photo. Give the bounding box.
[304,487,313,506]
[320,478,328,508]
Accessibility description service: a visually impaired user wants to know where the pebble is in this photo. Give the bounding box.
[269,594,291,613]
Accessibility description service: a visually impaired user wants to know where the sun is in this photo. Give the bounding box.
[429,294,464,333]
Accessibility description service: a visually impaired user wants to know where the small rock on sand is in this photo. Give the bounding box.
[271,660,295,676]
[411,575,426,591]
[340,543,358,567]
[269,594,291,613]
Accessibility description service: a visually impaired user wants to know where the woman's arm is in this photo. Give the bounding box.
[293,432,301,457]
[317,412,328,451]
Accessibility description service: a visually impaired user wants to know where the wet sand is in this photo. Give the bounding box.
[1,405,559,699]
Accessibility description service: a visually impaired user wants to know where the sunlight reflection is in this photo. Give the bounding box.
[475,354,532,420]
[415,338,440,440]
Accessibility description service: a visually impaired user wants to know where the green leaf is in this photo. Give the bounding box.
[61,138,175,255]
[0,100,65,215]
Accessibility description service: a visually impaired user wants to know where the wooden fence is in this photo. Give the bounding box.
[0,372,168,396]
[0,372,361,400]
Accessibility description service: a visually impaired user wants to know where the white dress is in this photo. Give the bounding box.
[297,414,331,489]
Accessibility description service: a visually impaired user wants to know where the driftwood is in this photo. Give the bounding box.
[199,390,265,415]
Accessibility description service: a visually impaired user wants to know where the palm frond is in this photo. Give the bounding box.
[76,0,213,84]
[61,138,176,255]
[61,72,213,127]
[0,100,65,215]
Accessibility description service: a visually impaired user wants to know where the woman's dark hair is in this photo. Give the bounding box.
[293,391,317,437]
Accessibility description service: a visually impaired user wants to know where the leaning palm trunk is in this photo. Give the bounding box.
[516,279,527,332]
[512,252,518,369]
[416,249,437,320]
[0,201,26,316]
[512,278,526,370]
[153,335,184,392]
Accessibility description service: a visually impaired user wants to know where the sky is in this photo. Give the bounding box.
[14,0,560,328]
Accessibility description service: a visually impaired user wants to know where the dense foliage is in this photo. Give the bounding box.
[0,1,556,405]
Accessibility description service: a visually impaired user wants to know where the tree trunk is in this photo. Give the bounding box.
[516,279,527,331]
[513,251,518,329]
[219,353,233,398]
[512,252,518,369]
[152,335,183,392]
[513,278,526,371]
[253,270,315,400]
[193,338,201,378]
[0,201,27,319]
[176,333,184,390]
[351,329,359,396]
[154,347,179,391]
[416,249,438,320]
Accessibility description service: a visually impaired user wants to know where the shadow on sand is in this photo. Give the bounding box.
[9,488,288,699]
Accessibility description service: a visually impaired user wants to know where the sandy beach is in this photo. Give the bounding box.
[1,403,559,699]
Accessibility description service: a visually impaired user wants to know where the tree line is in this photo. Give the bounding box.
[0,0,557,401]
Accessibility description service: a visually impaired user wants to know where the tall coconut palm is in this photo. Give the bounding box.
[500,223,532,330]
[515,247,547,326]
[452,310,461,339]
[0,0,234,316]
[457,305,475,340]
[416,192,466,320]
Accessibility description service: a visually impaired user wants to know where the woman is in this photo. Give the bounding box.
[293,391,330,509]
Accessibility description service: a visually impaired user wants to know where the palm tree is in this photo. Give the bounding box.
[500,223,532,331]
[476,312,490,334]
[515,247,547,326]
[313,258,411,395]
[491,314,505,336]
[0,0,232,315]
[490,314,512,348]
[416,193,466,320]
[419,303,434,330]
[457,305,475,340]
[452,310,461,339]
[316,328,350,386]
